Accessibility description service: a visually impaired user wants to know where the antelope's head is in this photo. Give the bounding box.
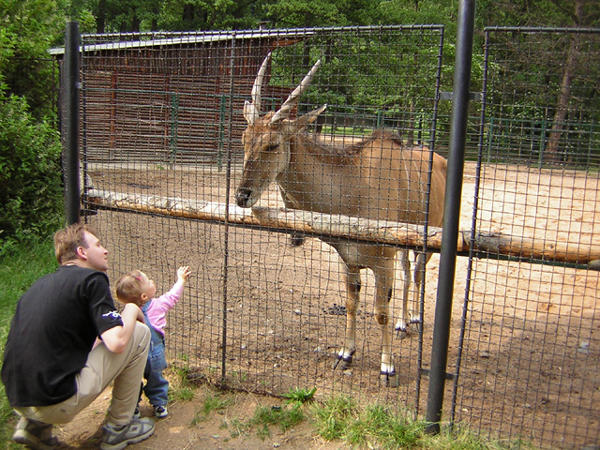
[235,53,326,208]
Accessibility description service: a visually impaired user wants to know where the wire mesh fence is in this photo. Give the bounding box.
[77,25,446,415]
[66,25,600,449]
[452,28,600,449]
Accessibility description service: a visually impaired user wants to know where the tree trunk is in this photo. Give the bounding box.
[96,0,106,33]
[406,99,415,146]
[545,35,577,162]
[544,0,584,162]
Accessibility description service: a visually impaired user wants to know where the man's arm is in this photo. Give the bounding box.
[100,303,145,353]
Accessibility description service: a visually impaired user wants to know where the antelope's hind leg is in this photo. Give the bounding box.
[410,251,431,331]
[394,250,411,334]
[374,258,399,387]
[333,265,360,370]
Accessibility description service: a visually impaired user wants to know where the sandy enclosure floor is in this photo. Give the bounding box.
[83,160,600,448]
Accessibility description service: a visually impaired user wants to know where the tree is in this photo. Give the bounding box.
[157,0,264,31]
[265,0,348,28]
[545,0,597,161]
[0,0,66,248]
[0,93,64,251]
[0,0,67,120]
[478,0,600,163]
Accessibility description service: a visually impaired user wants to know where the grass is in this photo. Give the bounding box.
[193,387,518,449]
[249,403,305,439]
[282,386,317,404]
[0,238,58,444]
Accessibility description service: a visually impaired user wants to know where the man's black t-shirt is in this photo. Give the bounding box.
[1,265,123,407]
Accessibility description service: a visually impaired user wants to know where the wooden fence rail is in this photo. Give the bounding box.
[87,189,600,268]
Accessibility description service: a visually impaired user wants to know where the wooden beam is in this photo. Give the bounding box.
[87,189,600,266]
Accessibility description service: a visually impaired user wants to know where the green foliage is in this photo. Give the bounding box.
[191,392,232,424]
[282,386,316,404]
[344,404,425,448]
[154,0,261,32]
[0,93,64,252]
[249,403,304,439]
[0,0,66,120]
[309,394,357,440]
[266,0,348,27]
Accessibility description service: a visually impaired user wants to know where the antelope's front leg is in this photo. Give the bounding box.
[375,265,399,387]
[333,266,360,370]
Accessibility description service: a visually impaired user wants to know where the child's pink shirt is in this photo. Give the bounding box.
[144,279,184,336]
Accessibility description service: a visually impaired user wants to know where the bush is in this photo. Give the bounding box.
[0,93,63,253]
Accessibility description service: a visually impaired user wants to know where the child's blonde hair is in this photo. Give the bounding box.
[115,270,145,305]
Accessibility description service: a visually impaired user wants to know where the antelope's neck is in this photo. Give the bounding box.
[276,135,352,214]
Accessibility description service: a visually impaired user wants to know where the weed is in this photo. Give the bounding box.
[345,404,425,449]
[231,370,248,382]
[310,395,356,441]
[225,418,250,439]
[191,392,233,426]
[249,403,304,439]
[202,393,233,416]
[282,386,316,404]
[171,386,194,402]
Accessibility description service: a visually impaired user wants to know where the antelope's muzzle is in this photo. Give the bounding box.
[235,188,252,208]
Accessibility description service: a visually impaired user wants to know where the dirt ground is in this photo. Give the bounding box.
[55,160,600,449]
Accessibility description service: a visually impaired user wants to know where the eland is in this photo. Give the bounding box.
[235,53,447,385]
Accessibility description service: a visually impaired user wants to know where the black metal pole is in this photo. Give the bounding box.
[63,22,80,225]
[425,0,475,434]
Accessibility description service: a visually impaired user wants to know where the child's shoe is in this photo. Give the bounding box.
[153,405,168,418]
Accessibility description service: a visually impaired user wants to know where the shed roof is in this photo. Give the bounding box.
[49,29,316,56]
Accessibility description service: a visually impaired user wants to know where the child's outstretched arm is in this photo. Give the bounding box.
[177,266,192,284]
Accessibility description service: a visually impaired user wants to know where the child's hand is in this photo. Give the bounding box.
[177,266,192,283]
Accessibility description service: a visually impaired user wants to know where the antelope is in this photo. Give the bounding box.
[235,53,447,385]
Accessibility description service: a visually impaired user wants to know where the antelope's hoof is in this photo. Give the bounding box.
[380,370,399,388]
[333,350,355,370]
[395,321,409,337]
[410,317,423,333]
[290,232,305,247]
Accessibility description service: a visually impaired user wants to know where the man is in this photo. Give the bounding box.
[2,223,154,449]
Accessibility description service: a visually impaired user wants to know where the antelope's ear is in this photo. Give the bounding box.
[244,100,258,125]
[295,104,327,130]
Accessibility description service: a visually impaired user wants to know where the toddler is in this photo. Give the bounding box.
[116,265,192,418]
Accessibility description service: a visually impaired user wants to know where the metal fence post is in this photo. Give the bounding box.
[63,22,81,225]
[425,0,475,434]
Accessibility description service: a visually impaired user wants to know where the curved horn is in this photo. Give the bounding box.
[270,59,322,125]
[244,52,271,125]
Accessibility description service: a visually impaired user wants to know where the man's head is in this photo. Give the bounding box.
[54,223,108,272]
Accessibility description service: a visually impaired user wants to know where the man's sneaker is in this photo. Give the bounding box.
[100,417,155,450]
[153,405,168,418]
[132,406,141,419]
[12,415,59,450]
